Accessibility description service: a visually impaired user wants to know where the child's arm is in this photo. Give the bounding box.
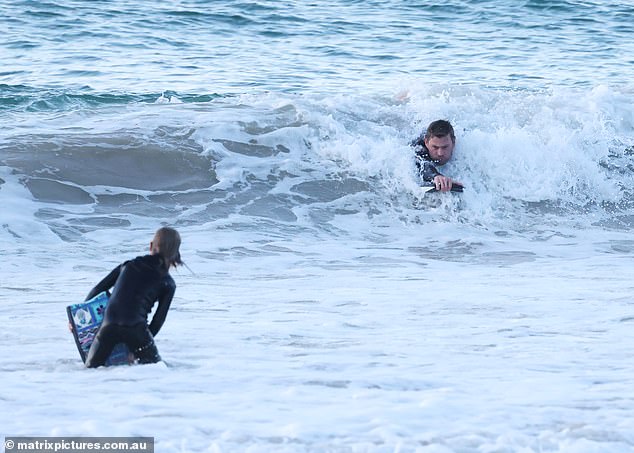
[85,264,122,301]
[148,283,176,337]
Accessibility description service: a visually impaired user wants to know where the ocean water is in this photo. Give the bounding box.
[2,0,634,451]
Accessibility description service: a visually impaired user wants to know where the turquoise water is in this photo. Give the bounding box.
[2,0,633,96]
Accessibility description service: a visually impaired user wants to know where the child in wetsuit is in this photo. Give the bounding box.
[84,227,182,368]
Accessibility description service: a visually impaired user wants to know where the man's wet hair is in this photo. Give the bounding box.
[424,120,455,142]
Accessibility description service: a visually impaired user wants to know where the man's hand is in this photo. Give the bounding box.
[433,175,455,192]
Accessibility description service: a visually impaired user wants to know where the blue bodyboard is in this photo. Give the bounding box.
[67,292,130,366]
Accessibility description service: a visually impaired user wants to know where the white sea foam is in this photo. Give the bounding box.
[3,225,634,451]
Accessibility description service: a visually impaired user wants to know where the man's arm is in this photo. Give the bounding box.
[417,158,442,182]
[417,158,459,192]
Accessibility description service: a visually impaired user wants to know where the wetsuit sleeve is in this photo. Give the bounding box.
[413,144,442,183]
[85,264,122,301]
[417,159,442,183]
[148,282,176,337]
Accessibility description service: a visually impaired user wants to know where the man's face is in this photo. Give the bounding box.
[424,135,455,165]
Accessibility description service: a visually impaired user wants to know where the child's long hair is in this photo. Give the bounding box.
[153,227,183,271]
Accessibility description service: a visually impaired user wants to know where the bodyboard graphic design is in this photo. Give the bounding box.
[67,292,130,366]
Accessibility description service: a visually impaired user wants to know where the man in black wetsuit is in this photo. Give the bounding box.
[84,227,181,368]
[411,119,459,192]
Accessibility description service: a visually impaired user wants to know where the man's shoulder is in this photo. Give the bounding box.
[413,143,431,161]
